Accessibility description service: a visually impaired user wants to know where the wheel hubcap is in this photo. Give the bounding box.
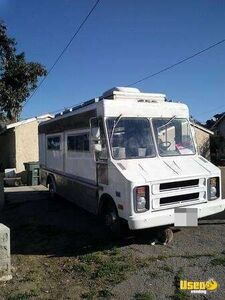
[49,183,54,195]
[105,212,117,227]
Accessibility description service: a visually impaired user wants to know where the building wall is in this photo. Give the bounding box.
[0,173,4,210]
[15,120,39,174]
[194,127,211,160]
[0,129,16,170]
[211,118,225,164]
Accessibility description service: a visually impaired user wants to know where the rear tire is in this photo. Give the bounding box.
[48,177,56,200]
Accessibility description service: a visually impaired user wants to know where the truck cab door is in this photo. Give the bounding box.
[90,118,109,186]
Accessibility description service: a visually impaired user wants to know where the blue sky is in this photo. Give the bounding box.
[1,0,225,122]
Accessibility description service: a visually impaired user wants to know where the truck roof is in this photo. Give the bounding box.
[39,87,189,131]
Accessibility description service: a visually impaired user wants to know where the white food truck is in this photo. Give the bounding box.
[39,87,225,240]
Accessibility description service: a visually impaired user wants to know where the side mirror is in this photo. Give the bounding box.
[90,118,100,141]
[94,143,102,153]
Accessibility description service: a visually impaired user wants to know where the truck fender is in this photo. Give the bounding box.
[98,193,117,216]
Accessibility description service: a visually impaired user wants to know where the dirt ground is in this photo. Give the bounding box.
[0,186,225,300]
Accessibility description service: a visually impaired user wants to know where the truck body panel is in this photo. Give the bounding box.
[38,87,225,230]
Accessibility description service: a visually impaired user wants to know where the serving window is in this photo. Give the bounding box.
[67,133,89,152]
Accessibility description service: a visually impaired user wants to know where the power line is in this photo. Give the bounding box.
[23,93,225,122]
[127,38,225,87]
[23,0,101,108]
[194,104,225,119]
[23,89,225,122]
[23,31,225,119]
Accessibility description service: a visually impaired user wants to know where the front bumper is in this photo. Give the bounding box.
[128,199,225,230]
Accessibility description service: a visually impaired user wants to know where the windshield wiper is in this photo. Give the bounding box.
[110,114,123,145]
[158,115,176,131]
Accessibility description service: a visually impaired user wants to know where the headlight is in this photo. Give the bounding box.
[135,186,149,212]
[208,177,220,200]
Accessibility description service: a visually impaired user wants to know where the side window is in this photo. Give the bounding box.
[47,136,61,150]
[67,133,89,152]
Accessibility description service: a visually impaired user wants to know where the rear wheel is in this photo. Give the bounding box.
[48,177,56,200]
[102,200,121,238]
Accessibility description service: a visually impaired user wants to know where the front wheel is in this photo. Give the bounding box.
[157,227,174,245]
[102,201,121,238]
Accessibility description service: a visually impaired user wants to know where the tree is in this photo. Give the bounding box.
[0,21,47,122]
[205,112,225,129]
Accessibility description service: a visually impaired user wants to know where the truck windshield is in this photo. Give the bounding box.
[152,118,196,156]
[107,118,155,159]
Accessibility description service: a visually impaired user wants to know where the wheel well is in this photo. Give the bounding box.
[98,194,117,216]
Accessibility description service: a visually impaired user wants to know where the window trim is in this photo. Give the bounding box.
[67,132,90,152]
[47,135,61,151]
[152,117,196,157]
[106,117,156,160]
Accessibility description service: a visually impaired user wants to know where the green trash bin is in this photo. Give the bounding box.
[24,162,40,186]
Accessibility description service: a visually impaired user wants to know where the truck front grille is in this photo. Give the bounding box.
[160,193,199,206]
[160,179,199,191]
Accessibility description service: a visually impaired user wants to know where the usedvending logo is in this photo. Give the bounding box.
[180,279,218,294]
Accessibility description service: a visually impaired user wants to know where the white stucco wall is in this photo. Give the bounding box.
[15,120,39,173]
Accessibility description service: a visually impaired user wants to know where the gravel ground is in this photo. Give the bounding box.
[0,186,224,300]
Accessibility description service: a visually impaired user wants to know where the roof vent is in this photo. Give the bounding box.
[101,86,166,102]
[55,112,63,118]
[102,87,140,98]
[63,108,73,115]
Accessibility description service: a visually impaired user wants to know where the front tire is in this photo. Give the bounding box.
[102,200,121,238]
[157,227,174,245]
